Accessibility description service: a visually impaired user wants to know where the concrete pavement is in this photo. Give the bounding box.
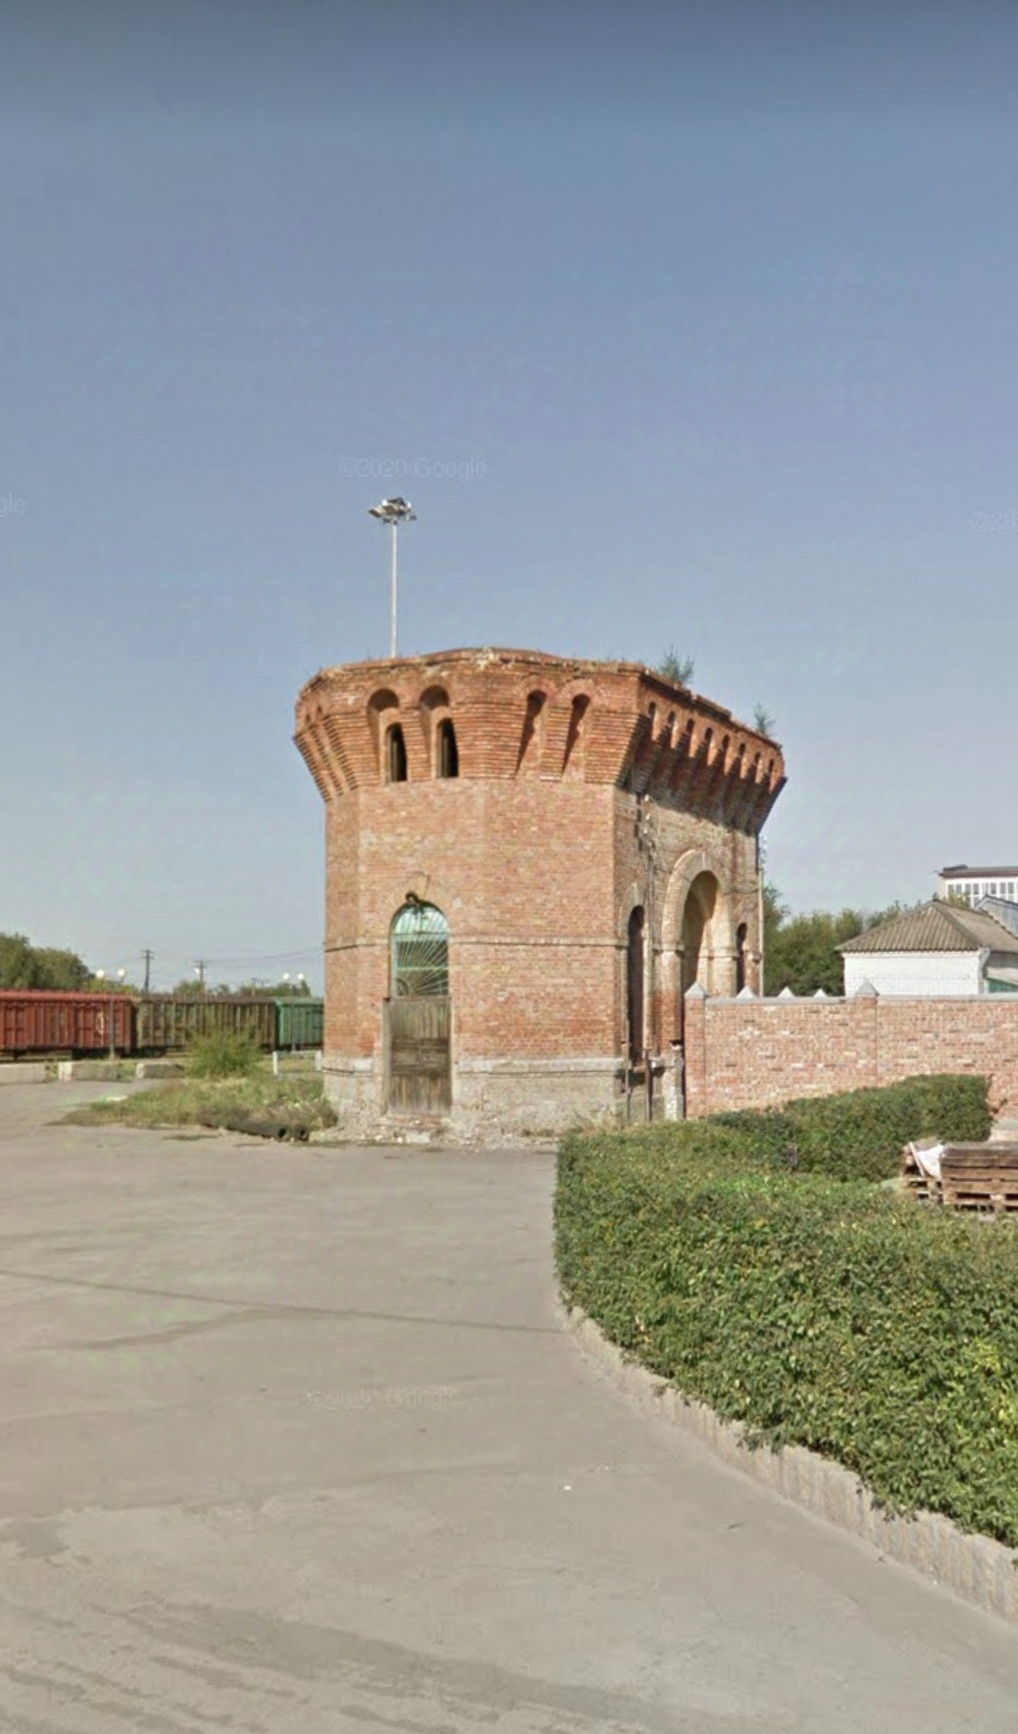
[1,1081,1018,1731]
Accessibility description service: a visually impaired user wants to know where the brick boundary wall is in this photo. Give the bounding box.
[682,995,1018,1118]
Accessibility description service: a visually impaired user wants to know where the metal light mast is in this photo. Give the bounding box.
[368,497,417,657]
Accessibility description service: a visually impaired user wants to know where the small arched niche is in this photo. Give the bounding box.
[419,685,458,779]
[562,694,591,776]
[368,688,402,781]
[516,690,546,773]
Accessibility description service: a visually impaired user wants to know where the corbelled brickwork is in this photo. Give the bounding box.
[296,648,784,1136]
[683,993,1018,1118]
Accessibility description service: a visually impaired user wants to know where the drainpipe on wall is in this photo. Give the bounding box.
[757,832,766,995]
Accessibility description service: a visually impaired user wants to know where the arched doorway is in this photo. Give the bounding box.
[384,900,452,1114]
[680,872,720,994]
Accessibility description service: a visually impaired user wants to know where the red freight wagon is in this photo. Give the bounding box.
[0,991,134,1057]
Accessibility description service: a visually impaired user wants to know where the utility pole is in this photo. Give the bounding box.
[142,949,153,994]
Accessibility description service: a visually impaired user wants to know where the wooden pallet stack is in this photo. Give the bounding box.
[941,1143,1018,1215]
[901,1140,1018,1215]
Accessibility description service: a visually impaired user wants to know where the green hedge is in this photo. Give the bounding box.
[707,1072,991,1182]
[554,1073,1018,1546]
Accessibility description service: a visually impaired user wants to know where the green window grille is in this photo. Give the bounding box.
[391,901,449,997]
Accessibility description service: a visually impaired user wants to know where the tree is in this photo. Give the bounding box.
[657,647,695,686]
[752,703,776,738]
[0,932,91,990]
[235,977,312,998]
[0,933,37,988]
[36,948,93,990]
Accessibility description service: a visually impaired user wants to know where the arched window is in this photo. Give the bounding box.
[436,718,459,778]
[386,724,408,783]
[391,901,449,997]
[627,905,645,1062]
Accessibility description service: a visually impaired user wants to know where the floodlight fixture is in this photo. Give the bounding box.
[368,497,417,657]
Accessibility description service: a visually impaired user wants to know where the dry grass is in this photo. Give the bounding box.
[63,1069,336,1134]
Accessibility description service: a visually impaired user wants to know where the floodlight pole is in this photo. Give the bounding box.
[369,498,416,659]
[390,520,399,658]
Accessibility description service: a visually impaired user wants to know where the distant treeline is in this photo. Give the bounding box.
[0,933,91,991]
[0,934,313,998]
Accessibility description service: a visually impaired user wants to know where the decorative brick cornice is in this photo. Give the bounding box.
[294,647,786,834]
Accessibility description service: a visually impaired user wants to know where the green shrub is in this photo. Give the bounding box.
[555,1073,1018,1545]
[706,1074,991,1182]
[186,1029,262,1079]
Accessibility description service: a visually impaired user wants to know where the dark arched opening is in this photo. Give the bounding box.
[681,872,718,994]
[386,724,408,783]
[437,718,459,778]
[516,690,546,772]
[735,921,748,994]
[563,694,590,774]
[627,905,646,1062]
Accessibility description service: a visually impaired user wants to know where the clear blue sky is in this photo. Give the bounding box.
[3,1,1016,988]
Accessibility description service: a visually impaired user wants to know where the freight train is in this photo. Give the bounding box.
[0,991,324,1060]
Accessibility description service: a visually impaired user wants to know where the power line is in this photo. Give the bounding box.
[144,947,320,970]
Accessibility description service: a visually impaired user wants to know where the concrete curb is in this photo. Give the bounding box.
[562,1301,1018,1623]
[0,1063,50,1085]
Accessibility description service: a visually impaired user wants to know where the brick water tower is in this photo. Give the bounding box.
[294,648,785,1137]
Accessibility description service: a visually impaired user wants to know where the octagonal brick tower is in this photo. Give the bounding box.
[294,647,785,1137]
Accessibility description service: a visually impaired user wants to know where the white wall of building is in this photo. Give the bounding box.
[939,872,1018,906]
[844,951,982,997]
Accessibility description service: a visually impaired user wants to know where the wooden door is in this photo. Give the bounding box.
[384,997,452,1114]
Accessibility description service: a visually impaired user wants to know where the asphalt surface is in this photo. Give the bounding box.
[1,1080,1018,1732]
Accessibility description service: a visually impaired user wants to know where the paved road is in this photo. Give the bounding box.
[1,1081,1018,1732]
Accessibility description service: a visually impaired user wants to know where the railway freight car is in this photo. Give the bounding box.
[0,991,133,1058]
[274,997,324,1051]
[134,995,278,1054]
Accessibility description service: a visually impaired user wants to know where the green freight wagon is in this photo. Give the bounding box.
[274,997,324,1050]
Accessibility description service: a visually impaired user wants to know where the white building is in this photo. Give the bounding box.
[840,901,1018,996]
[938,864,1018,906]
